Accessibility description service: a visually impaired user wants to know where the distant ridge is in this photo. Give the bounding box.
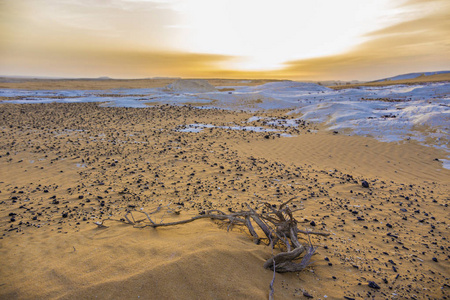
[372,70,450,82]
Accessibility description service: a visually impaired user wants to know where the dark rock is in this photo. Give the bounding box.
[361,181,369,188]
[432,257,438,262]
[368,281,380,289]
[62,213,68,218]
[310,220,316,226]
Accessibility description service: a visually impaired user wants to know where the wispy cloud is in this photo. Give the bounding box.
[280,0,450,80]
[1,0,448,80]
[0,0,182,52]
[0,46,234,78]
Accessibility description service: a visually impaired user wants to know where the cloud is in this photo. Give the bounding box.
[1,0,448,80]
[0,0,196,77]
[0,0,182,53]
[281,0,450,80]
[0,44,235,78]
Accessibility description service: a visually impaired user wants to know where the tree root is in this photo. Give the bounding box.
[104,200,329,299]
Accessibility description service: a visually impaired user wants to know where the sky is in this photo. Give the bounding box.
[0,0,449,81]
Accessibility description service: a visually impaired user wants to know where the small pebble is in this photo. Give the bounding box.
[368,281,380,289]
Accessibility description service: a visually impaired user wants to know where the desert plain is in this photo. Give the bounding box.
[0,78,449,300]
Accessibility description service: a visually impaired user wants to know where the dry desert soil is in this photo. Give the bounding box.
[0,79,449,300]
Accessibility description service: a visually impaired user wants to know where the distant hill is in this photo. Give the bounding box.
[372,71,450,82]
[316,80,364,86]
[329,71,450,89]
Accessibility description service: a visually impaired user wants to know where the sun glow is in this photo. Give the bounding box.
[168,0,398,71]
[1,0,448,79]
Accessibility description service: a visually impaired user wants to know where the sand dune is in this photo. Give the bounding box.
[234,130,449,184]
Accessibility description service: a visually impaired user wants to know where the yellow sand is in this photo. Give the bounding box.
[0,96,449,299]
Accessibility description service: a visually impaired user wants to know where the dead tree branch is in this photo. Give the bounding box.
[111,200,329,298]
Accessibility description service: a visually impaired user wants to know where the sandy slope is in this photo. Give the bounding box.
[234,130,449,184]
[0,103,448,299]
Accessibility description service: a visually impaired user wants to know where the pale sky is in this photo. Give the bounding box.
[1,0,449,80]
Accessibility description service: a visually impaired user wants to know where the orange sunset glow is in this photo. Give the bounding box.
[1,0,449,80]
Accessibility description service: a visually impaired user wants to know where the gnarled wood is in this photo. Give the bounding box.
[263,246,305,269]
[114,200,329,298]
[245,216,260,244]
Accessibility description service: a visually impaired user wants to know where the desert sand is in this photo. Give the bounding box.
[0,79,449,300]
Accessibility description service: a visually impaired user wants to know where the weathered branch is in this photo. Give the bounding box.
[144,214,229,228]
[269,260,276,300]
[279,197,297,209]
[263,246,305,269]
[247,205,273,241]
[245,216,260,244]
[289,226,302,249]
[115,199,329,294]
[265,202,285,221]
[267,246,315,273]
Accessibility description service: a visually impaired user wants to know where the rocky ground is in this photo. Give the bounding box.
[0,103,448,299]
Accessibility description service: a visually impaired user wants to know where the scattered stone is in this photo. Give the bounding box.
[303,291,314,298]
[368,281,380,289]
